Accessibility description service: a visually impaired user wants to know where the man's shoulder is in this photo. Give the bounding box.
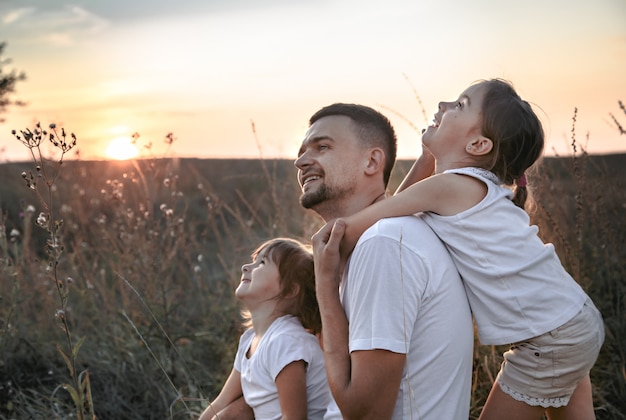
[356,215,448,256]
[363,215,436,240]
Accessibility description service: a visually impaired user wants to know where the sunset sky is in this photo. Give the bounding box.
[1,0,625,162]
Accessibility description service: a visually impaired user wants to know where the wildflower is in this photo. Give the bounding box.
[49,123,56,129]
[163,178,171,188]
[25,204,35,213]
[10,229,20,241]
[36,212,48,228]
[55,309,65,321]
[193,265,202,273]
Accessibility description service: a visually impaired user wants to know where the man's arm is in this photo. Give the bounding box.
[312,220,405,419]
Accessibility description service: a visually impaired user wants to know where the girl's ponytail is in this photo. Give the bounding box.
[512,173,528,209]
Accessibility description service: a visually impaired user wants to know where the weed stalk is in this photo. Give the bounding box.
[11,123,95,419]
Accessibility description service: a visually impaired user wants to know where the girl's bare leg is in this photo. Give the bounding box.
[478,381,545,420]
[546,374,595,420]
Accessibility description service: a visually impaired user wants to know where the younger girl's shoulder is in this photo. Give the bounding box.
[268,315,308,337]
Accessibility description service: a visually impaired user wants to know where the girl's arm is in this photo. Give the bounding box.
[395,146,435,194]
[340,172,483,257]
[198,368,246,420]
[339,149,436,257]
[275,360,308,420]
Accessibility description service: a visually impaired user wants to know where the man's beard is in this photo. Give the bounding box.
[299,183,332,209]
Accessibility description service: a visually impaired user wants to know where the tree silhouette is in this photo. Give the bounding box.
[0,42,27,123]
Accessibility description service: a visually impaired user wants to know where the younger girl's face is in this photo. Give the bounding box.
[235,249,282,306]
[422,83,487,155]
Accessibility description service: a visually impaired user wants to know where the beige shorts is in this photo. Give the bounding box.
[495,297,605,407]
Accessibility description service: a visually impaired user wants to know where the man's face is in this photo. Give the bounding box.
[294,115,366,215]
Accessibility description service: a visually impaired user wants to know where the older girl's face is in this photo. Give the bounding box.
[235,249,282,307]
[422,83,487,157]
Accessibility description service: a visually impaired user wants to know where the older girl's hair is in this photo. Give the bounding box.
[478,79,544,209]
[251,238,321,335]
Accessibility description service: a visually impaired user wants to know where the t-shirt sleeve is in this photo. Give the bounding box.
[346,234,429,354]
[264,332,316,381]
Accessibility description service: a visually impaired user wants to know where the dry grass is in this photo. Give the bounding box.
[0,114,624,419]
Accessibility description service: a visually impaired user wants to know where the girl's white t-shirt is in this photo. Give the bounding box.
[423,167,588,345]
[234,315,329,420]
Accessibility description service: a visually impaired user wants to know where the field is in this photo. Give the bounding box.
[0,146,625,418]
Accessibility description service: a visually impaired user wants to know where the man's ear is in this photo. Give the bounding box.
[364,147,385,176]
[466,136,493,156]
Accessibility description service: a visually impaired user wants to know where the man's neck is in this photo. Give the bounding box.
[318,190,387,222]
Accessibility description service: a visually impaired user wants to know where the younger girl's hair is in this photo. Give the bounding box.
[478,79,544,209]
[250,238,322,335]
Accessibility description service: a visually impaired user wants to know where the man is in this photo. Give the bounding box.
[297,103,474,419]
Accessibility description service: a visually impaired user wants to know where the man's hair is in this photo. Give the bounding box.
[309,103,397,187]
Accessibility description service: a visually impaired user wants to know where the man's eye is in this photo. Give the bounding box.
[319,144,329,150]
[456,101,463,108]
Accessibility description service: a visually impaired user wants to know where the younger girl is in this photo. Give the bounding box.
[337,79,604,419]
[199,238,329,420]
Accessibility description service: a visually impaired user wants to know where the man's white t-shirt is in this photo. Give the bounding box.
[234,315,329,420]
[325,215,474,419]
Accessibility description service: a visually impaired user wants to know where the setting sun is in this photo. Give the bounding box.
[105,137,139,160]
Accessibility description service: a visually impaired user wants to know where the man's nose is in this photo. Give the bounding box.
[294,151,310,169]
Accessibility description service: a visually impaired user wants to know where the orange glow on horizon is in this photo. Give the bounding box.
[105,137,139,160]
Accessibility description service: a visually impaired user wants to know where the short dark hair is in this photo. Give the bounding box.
[309,103,397,187]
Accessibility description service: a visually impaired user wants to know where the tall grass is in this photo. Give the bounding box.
[0,112,624,419]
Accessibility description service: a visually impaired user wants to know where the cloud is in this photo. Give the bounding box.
[1,7,35,24]
[2,5,109,47]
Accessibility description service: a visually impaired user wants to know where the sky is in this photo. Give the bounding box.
[1,0,625,162]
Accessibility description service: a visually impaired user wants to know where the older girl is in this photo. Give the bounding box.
[337,79,604,419]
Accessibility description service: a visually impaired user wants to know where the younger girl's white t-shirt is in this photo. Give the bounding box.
[234,315,329,420]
